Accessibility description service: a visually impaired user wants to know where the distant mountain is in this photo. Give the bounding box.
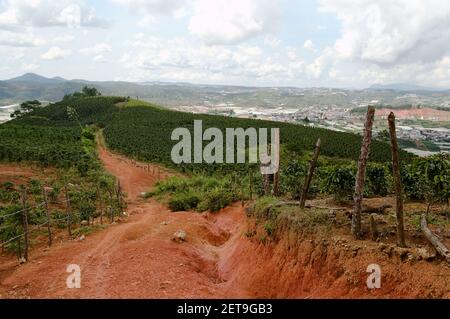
[368,83,447,92]
[1,73,450,110]
[6,73,67,84]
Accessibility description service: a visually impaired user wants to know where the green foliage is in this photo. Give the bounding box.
[365,163,390,196]
[103,104,408,176]
[63,86,102,100]
[197,187,236,212]
[168,192,200,211]
[150,175,238,212]
[403,153,450,204]
[10,100,42,119]
[321,165,356,201]
[263,221,276,236]
[280,160,306,199]
[0,204,24,255]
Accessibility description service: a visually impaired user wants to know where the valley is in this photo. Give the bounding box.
[0,94,448,299]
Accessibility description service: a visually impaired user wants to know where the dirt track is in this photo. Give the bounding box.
[0,147,247,298]
[1,147,449,298]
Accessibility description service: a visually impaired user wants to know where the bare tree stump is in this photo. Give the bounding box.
[388,112,406,247]
[351,106,375,239]
[300,138,321,209]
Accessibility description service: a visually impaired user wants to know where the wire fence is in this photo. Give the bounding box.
[0,184,124,261]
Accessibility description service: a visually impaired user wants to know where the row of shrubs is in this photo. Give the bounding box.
[146,153,449,213]
[145,175,245,212]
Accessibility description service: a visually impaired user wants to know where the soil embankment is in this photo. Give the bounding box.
[0,147,448,298]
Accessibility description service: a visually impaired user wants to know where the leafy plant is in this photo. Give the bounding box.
[321,165,356,202]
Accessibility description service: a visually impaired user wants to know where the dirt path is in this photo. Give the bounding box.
[0,148,247,298]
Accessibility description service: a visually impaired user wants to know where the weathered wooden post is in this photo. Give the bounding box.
[97,185,104,225]
[388,112,406,247]
[300,138,321,209]
[108,189,114,223]
[249,170,253,201]
[273,170,280,197]
[20,189,29,261]
[352,106,375,239]
[42,186,53,246]
[370,214,378,241]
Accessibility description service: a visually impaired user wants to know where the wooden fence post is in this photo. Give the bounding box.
[249,170,253,201]
[20,189,29,262]
[64,183,72,237]
[97,185,103,225]
[108,189,114,223]
[300,138,321,209]
[273,170,280,197]
[42,187,52,246]
[351,106,375,239]
[116,179,122,213]
[388,112,406,247]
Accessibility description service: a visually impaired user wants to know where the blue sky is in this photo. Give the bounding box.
[0,0,449,88]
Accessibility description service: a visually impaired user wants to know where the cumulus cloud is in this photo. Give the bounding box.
[303,39,316,52]
[120,35,303,83]
[318,0,450,65]
[189,0,281,45]
[0,0,110,30]
[0,30,45,47]
[53,35,75,43]
[21,63,40,71]
[41,46,72,60]
[79,43,112,55]
[111,0,185,16]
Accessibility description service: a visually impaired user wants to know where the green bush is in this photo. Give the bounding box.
[403,153,449,206]
[168,192,200,211]
[321,165,356,201]
[198,187,236,212]
[365,163,390,196]
[281,160,306,199]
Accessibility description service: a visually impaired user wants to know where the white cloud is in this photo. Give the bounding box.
[189,0,281,45]
[111,0,186,16]
[303,39,316,52]
[93,55,107,63]
[121,35,303,83]
[319,0,450,65]
[53,35,75,43]
[0,0,110,30]
[264,35,281,48]
[41,46,72,60]
[21,63,40,71]
[0,30,45,47]
[79,43,112,55]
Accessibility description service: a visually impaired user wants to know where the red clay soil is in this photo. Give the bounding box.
[0,148,248,298]
[0,148,449,298]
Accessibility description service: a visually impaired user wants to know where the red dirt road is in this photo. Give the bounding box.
[0,148,247,298]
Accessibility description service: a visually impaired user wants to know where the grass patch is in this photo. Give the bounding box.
[146,175,240,212]
[248,197,333,238]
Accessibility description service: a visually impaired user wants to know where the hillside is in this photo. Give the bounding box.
[1,73,449,110]
[2,96,410,166]
[0,95,448,299]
